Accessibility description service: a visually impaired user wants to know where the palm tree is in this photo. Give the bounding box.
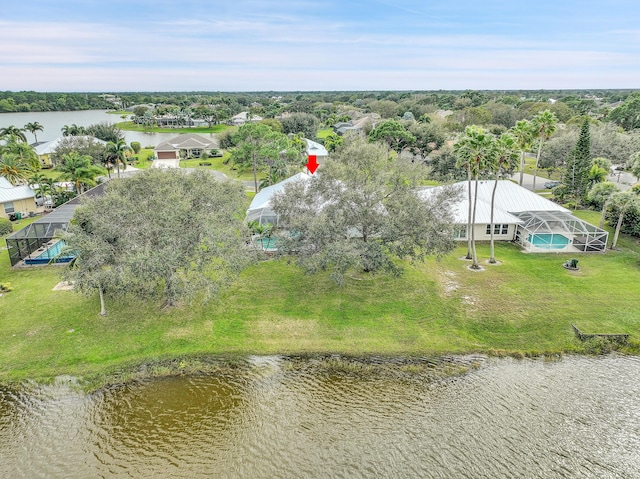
[511,119,533,187]
[454,126,497,269]
[488,132,519,263]
[104,140,131,178]
[0,152,33,185]
[24,122,44,143]
[56,153,106,194]
[531,110,558,190]
[587,181,620,228]
[610,191,638,249]
[0,125,27,143]
[2,139,40,170]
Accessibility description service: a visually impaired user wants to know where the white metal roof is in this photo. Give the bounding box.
[305,138,328,157]
[246,172,310,222]
[0,178,36,203]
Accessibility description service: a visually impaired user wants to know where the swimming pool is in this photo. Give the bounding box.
[25,240,75,265]
[527,233,570,249]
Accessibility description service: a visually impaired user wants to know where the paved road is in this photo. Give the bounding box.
[511,171,636,191]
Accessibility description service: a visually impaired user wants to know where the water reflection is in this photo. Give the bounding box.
[1,355,639,478]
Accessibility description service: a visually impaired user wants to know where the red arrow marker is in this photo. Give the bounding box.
[306,155,318,174]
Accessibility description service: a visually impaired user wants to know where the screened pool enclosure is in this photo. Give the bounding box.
[514,211,608,253]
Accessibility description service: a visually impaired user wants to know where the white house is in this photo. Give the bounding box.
[230,111,264,126]
[423,180,608,253]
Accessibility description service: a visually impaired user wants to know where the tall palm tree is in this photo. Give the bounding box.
[24,122,44,143]
[2,139,40,170]
[488,132,519,263]
[0,125,27,143]
[454,126,497,269]
[104,140,131,178]
[531,110,558,190]
[511,119,533,187]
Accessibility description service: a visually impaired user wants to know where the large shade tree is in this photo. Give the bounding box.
[62,169,250,314]
[367,120,416,156]
[271,136,459,284]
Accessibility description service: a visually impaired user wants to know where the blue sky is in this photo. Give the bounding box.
[1,0,639,91]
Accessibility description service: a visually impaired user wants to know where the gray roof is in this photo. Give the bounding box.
[0,178,36,203]
[154,134,217,152]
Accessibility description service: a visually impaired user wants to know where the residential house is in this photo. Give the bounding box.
[153,133,218,169]
[0,177,37,220]
[422,180,608,253]
[34,136,106,168]
[230,111,264,126]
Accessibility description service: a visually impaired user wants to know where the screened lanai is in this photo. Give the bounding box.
[5,182,107,266]
[514,210,608,253]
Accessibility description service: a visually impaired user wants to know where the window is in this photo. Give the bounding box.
[486,224,510,235]
[454,226,467,239]
[3,202,15,214]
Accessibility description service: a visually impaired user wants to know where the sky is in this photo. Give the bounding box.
[1,0,639,92]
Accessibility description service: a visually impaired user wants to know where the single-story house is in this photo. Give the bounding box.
[246,172,311,226]
[34,136,106,168]
[230,111,264,126]
[0,177,37,220]
[423,180,608,253]
[153,134,218,168]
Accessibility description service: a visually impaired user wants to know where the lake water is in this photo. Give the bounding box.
[1,354,639,478]
[0,110,216,147]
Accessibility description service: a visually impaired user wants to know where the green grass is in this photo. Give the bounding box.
[2,211,640,387]
[117,121,232,134]
[177,153,256,181]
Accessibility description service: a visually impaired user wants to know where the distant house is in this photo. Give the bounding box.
[422,180,608,253]
[230,111,264,126]
[0,177,37,220]
[34,136,106,168]
[153,133,217,168]
[305,138,328,166]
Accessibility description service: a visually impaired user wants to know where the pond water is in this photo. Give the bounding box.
[1,355,639,478]
[0,110,216,147]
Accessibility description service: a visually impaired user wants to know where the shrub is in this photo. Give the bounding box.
[0,218,13,236]
[130,141,141,154]
[0,282,13,293]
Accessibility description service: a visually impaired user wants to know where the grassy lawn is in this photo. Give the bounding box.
[178,153,256,181]
[117,121,233,134]
[2,210,640,387]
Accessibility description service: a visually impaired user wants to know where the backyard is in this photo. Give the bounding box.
[1,207,639,388]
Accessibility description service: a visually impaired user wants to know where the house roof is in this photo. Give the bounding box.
[246,172,310,219]
[421,180,567,225]
[154,134,217,152]
[0,178,36,203]
[305,138,328,157]
[34,136,106,155]
[231,111,264,122]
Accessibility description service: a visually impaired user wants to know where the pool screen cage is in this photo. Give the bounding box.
[4,200,81,266]
[513,210,608,253]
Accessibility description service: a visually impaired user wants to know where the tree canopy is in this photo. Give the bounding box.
[63,169,250,314]
[270,136,459,284]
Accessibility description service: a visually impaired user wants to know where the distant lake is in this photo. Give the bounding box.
[0,110,213,147]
